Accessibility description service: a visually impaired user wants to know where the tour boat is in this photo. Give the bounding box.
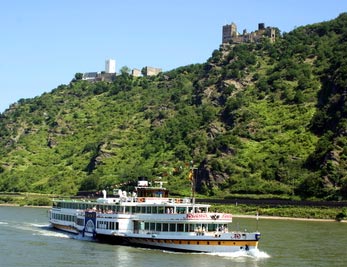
[49,176,261,253]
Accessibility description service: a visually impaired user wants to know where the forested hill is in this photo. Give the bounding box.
[0,13,347,200]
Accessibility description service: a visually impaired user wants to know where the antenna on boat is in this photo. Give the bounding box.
[188,161,197,208]
[256,210,259,231]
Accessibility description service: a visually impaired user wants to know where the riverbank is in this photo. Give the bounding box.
[0,203,51,208]
[233,214,347,223]
[1,192,347,221]
[1,203,346,223]
[209,203,347,221]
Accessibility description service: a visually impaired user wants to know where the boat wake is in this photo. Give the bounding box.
[10,222,71,239]
[31,224,95,242]
[163,248,270,260]
[5,221,97,243]
[30,224,73,239]
[210,248,270,260]
[70,234,96,242]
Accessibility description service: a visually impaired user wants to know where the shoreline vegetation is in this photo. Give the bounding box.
[1,192,347,222]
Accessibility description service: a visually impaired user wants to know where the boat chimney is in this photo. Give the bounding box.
[102,189,107,199]
[138,177,149,187]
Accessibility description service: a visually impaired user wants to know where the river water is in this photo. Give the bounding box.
[0,206,346,267]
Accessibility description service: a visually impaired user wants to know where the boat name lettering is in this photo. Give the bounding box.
[186,214,208,219]
[222,214,232,219]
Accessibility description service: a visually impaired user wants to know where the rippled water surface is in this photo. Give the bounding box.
[1,206,346,267]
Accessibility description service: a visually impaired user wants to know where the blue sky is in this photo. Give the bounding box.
[1,0,346,112]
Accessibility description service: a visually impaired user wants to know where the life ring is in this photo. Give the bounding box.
[138,197,145,202]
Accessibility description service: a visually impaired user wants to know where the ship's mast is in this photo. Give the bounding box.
[189,162,197,209]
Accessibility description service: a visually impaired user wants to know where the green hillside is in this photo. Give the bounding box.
[1,13,347,200]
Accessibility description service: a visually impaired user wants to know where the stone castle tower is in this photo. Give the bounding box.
[222,22,237,43]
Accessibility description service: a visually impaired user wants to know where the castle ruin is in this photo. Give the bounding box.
[222,22,276,44]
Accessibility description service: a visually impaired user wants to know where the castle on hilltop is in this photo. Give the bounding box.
[81,59,162,82]
[222,22,276,44]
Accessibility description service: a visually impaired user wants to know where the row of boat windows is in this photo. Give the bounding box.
[52,212,119,231]
[51,213,75,222]
[55,202,208,214]
[97,221,119,230]
[54,202,96,210]
[142,222,229,233]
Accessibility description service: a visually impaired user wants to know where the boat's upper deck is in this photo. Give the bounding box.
[51,178,227,220]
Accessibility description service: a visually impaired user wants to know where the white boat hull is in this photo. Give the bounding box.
[125,238,257,253]
[95,232,259,253]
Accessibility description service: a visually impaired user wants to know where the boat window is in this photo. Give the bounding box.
[166,207,174,214]
[152,206,158,214]
[156,223,161,231]
[136,206,141,213]
[145,222,149,230]
[158,206,164,214]
[176,207,185,214]
[150,223,155,231]
[208,224,217,232]
[177,224,184,232]
[77,218,84,226]
[169,223,176,232]
[162,223,169,232]
[141,207,146,214]
[189,224,195,232]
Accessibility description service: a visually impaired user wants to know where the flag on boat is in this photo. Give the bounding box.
[188,170,193,181]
